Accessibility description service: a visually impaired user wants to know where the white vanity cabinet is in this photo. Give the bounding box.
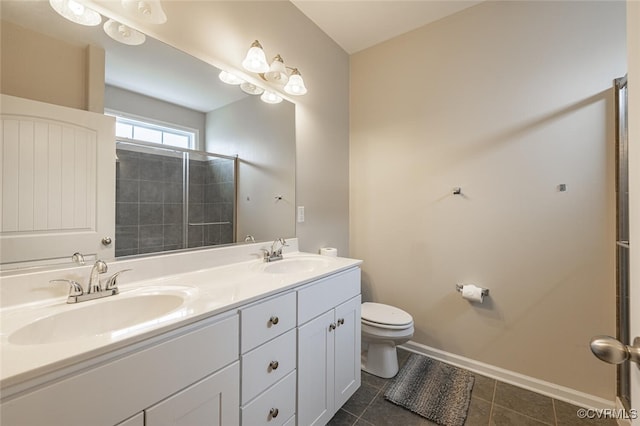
[240,291,298,426]
[1,312,240,426]
[297,268,362,426]
[1,261,363,426]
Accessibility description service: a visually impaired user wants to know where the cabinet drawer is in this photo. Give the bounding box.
[241,328,296,404]
[241,291,296,352]
[298,268,361,324]
[241,370,296,426]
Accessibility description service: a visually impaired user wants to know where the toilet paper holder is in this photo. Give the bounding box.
[455,284,489,297]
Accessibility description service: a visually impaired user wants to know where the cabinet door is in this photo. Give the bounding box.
[297,310,335,426]
[145,362,239,426]
[334,296,361,410]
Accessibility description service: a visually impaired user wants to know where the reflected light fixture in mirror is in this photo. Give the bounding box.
[104,19,146,45]
[261,90,283,104]
[121,0,167,24]
[240,82,265,96]
[49,0,101,26]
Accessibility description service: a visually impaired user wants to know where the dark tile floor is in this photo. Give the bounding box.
[328,349,618,426]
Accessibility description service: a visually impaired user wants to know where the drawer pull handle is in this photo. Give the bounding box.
[269,316,279,325]
[337,318,345,326]
[329,323,336,331]
[269,360,279,370]
[270,408,279,418]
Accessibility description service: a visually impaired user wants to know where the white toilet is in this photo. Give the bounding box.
[361,302,414,378]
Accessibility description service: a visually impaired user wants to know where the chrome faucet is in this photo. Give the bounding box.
[88,260,108,294]
[263,238,288,262]
[50,260,131,304]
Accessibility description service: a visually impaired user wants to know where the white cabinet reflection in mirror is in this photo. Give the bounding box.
[0,94,115,267]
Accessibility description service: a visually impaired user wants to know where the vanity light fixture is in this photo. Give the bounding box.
[218,40,308,104]
[121,0,167,24]
[242,40,269,73]
[104,19,146,45]
[49,0,101,26]
[283,68,307,96]
[263,54,288,84]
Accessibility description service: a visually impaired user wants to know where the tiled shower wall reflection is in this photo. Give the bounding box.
[115,146,235,257]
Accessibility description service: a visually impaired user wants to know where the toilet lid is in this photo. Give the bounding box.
[361,302,413,327]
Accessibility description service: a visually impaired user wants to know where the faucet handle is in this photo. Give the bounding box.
[50,279,84,299]
[104,269,132,292]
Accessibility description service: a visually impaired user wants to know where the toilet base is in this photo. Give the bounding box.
[361,342,399,378]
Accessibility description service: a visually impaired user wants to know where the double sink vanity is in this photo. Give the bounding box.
[0,239,362,426]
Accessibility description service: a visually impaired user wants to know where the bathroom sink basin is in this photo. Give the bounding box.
[9,293,186,345]
[260,256,331,274]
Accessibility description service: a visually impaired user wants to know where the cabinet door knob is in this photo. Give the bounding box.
[269,316,279,325]
[101,236,112,246]
[269,360,279,370]
[337,318,345,326]
[329,323,336,331]
[270,408,279,418]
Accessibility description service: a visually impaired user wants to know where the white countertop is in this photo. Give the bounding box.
[0,243,361,393]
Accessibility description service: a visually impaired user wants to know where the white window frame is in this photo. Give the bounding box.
[106,109,199,150]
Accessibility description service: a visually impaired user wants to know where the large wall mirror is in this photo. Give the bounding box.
[0,1,296,269]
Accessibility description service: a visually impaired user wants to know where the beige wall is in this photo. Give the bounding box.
[0,20,104,112]
[350,1,625,399]
[88,0,351,256]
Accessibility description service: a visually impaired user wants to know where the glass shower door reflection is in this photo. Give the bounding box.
[115,142,236,257]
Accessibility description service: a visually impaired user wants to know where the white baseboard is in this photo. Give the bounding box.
[400,341,616,411]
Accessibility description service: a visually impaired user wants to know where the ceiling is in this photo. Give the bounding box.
[290,1,483,54]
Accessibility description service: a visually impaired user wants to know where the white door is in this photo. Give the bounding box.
[628,1,640,420]
[0,94,115,267]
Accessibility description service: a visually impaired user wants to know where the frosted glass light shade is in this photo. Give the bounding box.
[240,82,264,96]
[260,90,283,104]
[49,0,101,26]
[121,0,167,24]
[104,19,146,45]
[242,41,269,73]
[284,69,307,95]
[264,55,289,84]
[219,71,244,85]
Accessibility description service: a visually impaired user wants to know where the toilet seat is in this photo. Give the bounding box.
[361,302,413,329]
